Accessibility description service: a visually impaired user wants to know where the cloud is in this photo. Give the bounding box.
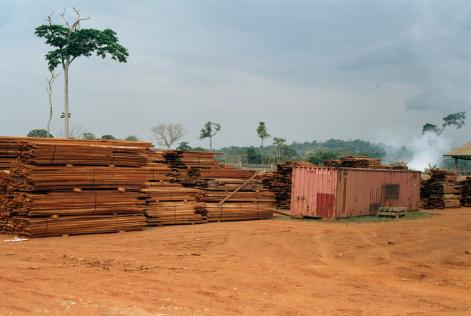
[1,0,471,148]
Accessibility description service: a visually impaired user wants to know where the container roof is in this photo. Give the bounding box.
[444,141,471,159]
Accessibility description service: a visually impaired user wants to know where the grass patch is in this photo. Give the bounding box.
[273,211,435,223]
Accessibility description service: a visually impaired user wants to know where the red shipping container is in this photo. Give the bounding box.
[290,166,420,219]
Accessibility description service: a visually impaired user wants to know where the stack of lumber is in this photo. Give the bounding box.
[161,150,275,221]
[262,161,316,209]
[420,173,431,209]
[0,136,150,170]
[387,161,409,170]
[0,137,151,237]
[142,182,207,225]
[199,177,275,222]
[141,150,207,225]
[163,150,221,185]
[325,156,382,168]
[457,176,471,207]
[421,169,460,209]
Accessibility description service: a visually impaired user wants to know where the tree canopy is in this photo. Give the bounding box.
[35,17,128,72]
[125,135,138,141]
[81,132,96,140]
[256,122,271,144]
[27,129,52,138]
[422,112,466,136]
[200,121,221,150]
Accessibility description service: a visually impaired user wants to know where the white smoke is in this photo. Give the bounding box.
[407,133,451,171]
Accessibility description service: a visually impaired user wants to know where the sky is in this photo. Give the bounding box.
[1,0,471,149]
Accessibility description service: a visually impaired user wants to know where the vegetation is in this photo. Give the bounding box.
[125,135,138,141]
[305,150,339,165]
[257,122,271,164]
[177,142,191,151]
[81,132,96,140]
[274,211,434,223]
[422,112,466,136]
[35,8,128,138]
[101,134,116,140]
[27,129,52,138]
[200,121,221,150]
[151,123,186,149]
[219,138,387,165]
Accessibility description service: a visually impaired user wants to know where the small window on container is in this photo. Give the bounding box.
[383,184,400,200]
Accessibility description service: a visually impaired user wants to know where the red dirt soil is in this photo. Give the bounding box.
[1,208,471,316]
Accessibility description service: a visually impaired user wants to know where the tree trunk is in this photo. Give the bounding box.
[63,63,70,139]
[47,82,53,138]
[209,137,213,151]
[260,138,264,165]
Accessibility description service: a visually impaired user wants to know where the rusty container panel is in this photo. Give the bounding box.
[291,166,420,219]
[291,167,337,218]
[335,168,420,218]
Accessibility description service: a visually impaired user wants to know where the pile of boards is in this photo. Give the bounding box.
[0,137,276,237]
[325,156,382,168]
[421,169,461,209]
[142,151,208,225]
[457,176,471,207]
[0,137,150,237]
[262,161,316,209]
[162,151,275,222]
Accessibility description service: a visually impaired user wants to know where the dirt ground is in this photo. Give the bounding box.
[1,209,470,316]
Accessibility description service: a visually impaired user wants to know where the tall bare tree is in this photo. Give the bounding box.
[35,8,128,138]
[46,70,59,138]
[152,123,186,149]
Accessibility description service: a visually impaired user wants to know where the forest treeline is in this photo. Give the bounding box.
[219,139,396,165]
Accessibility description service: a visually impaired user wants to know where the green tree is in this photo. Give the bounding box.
[256,122,271,148]
[81,132,96,140]
[246,147,262,164]
[272,137,286,163]
[305,150,339,165]
[27,129,52,138]
[125,135,138,141]
[257,122,271,164]
[35,8,128,138]
[101,134,116,140]
[422,112,466,136]
[177,141,192,151]
[200,121,221,150]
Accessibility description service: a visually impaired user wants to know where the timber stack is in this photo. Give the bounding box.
[162,151,275,221]
[262,161,316,209]
[420,173,431,209]
[457,176,471,207]
[196,170,275,222]
[0,137,150,237]
[142,151,207,225]
[421,169,460,209]
[325,156,382,168]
